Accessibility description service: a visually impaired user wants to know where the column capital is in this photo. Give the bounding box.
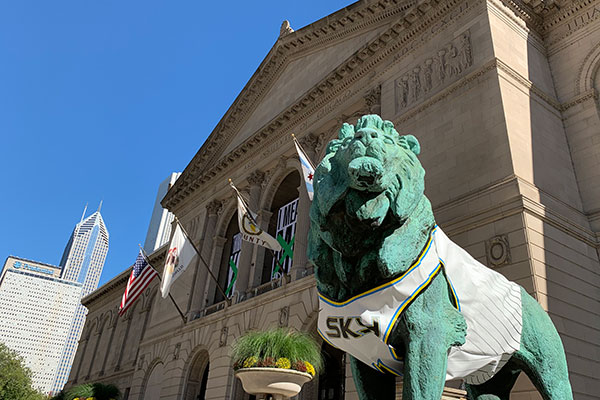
[363,85,382,115]
[299,132,324,155]
[206,199,223,216]
[247,170,266,187]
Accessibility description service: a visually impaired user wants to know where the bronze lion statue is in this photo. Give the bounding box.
[308,115,572,399]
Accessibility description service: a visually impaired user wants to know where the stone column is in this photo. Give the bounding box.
[72,334,89,383]
[204,235,227,305]
[84,329,102,380]
[236,171,265,296]
[291,134,320,280]
[250,210,274,288]
[99,313,118,376]
[188,200,222,319]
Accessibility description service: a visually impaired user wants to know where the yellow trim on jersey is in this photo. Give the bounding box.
[318,227,438,307]
[383,262,443,343]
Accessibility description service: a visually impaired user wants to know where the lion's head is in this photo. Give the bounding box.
[308,115,434,299]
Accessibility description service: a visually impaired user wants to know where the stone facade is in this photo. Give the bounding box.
[67,1,600,399]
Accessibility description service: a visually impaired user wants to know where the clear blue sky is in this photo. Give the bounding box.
[0,1,350,287]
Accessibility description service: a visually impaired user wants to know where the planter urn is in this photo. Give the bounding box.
[235,367,313,399]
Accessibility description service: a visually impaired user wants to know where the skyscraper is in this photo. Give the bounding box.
[143,172,180,254]
[0,256,82,393]
[51,204,109,393]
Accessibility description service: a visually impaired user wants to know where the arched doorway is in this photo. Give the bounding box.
[143,361,164,400]
[261,170,301,284]
[318,342,345,400]
[184,350,210,400]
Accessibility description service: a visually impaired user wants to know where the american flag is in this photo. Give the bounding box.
[119,250,159,315]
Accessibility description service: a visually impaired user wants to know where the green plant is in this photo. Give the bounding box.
[58,383,120,400]
[232,328,323,376]
[0,342,45,400]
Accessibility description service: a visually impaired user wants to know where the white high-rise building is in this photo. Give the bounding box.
[51,205,109,394]
[143,172,180,253]
[0,256,82,393]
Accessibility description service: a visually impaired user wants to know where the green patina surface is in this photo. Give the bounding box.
[308,115,572,400]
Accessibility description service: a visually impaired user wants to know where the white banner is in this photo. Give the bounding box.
[236,194,282,252]
[161,224,197,298]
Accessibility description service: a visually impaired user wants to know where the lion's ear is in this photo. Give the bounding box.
[403,134,421,155]
[338,123,354,140]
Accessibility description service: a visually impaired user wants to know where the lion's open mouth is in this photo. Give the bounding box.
[345,189,391,228]
[348,156,385,192]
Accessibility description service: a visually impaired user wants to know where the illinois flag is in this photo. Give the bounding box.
[293,136,315,201]
[161,224,197,298]
[230,181,282,252]
[119,250,159,315]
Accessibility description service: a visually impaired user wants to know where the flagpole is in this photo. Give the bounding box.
[138,245,187,323]
[269,248,289,281]
[291,133,317,170]
[173,217,231,305]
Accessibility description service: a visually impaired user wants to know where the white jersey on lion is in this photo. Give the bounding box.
[317,226,523,385]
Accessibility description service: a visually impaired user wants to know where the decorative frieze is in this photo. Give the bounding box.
[395,30,472,113]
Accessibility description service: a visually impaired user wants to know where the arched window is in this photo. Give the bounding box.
[143,361,164,400]
[261,171,301,284]
[183,350,210,400]
[215,216,240,304]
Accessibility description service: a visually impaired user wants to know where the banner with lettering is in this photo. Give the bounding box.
[271,198,298,278]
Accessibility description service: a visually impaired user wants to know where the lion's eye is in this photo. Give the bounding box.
[384,137,395,145]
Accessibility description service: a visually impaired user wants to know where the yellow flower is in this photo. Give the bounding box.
[242,356,258,368]
[305,361,315,376]
[276,357,291,369]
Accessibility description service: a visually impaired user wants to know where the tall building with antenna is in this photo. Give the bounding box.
[51,203,109,394]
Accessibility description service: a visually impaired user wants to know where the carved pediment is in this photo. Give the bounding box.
[162,0,474,211]
[220,25,388,156]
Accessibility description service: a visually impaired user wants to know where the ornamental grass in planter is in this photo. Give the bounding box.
[232,328,323,376]
[50,383,121,400]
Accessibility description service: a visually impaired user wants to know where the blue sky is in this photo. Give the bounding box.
[0,1,350,286]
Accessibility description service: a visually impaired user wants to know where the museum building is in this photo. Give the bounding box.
[66,0,600,399]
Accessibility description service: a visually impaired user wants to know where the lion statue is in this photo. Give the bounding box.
[308,115,572,400]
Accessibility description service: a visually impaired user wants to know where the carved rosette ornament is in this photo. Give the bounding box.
[486,235,511,267]
[206,199,223,216]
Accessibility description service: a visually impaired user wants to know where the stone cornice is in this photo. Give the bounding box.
[163,0,472,211]
[495,0,598,39]
[82,244,168,308]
